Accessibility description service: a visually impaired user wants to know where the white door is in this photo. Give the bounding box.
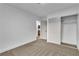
[47,17,61,44]
[61,15,77,45]
[62,23,77,45]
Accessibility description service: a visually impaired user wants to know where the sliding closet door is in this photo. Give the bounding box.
[61,15,77,45]
[47,17,61,44]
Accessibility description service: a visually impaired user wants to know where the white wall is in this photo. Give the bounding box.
[47,17,61,44]
[0,4,39,53]
[48,6,78,18]
[77,14,79,49]
[41,20,47,39]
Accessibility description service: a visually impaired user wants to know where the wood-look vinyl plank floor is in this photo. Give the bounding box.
[0,39,79,56]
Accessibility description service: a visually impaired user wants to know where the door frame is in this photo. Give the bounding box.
[60,14,78,48]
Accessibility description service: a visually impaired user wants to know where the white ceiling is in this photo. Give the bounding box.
[7,3,79,17]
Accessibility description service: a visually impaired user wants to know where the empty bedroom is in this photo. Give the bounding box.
[0,3,79,56]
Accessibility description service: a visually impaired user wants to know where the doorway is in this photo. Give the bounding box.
[36,20,41,39]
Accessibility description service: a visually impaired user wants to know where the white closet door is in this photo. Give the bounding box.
[62,23,77,45]
[61,15,77,45]
[47,17,61,44]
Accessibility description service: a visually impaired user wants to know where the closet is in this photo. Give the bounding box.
[61,15,77,46]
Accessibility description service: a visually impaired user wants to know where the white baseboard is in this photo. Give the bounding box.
[47,40,61,45]
[0,39,36,53]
